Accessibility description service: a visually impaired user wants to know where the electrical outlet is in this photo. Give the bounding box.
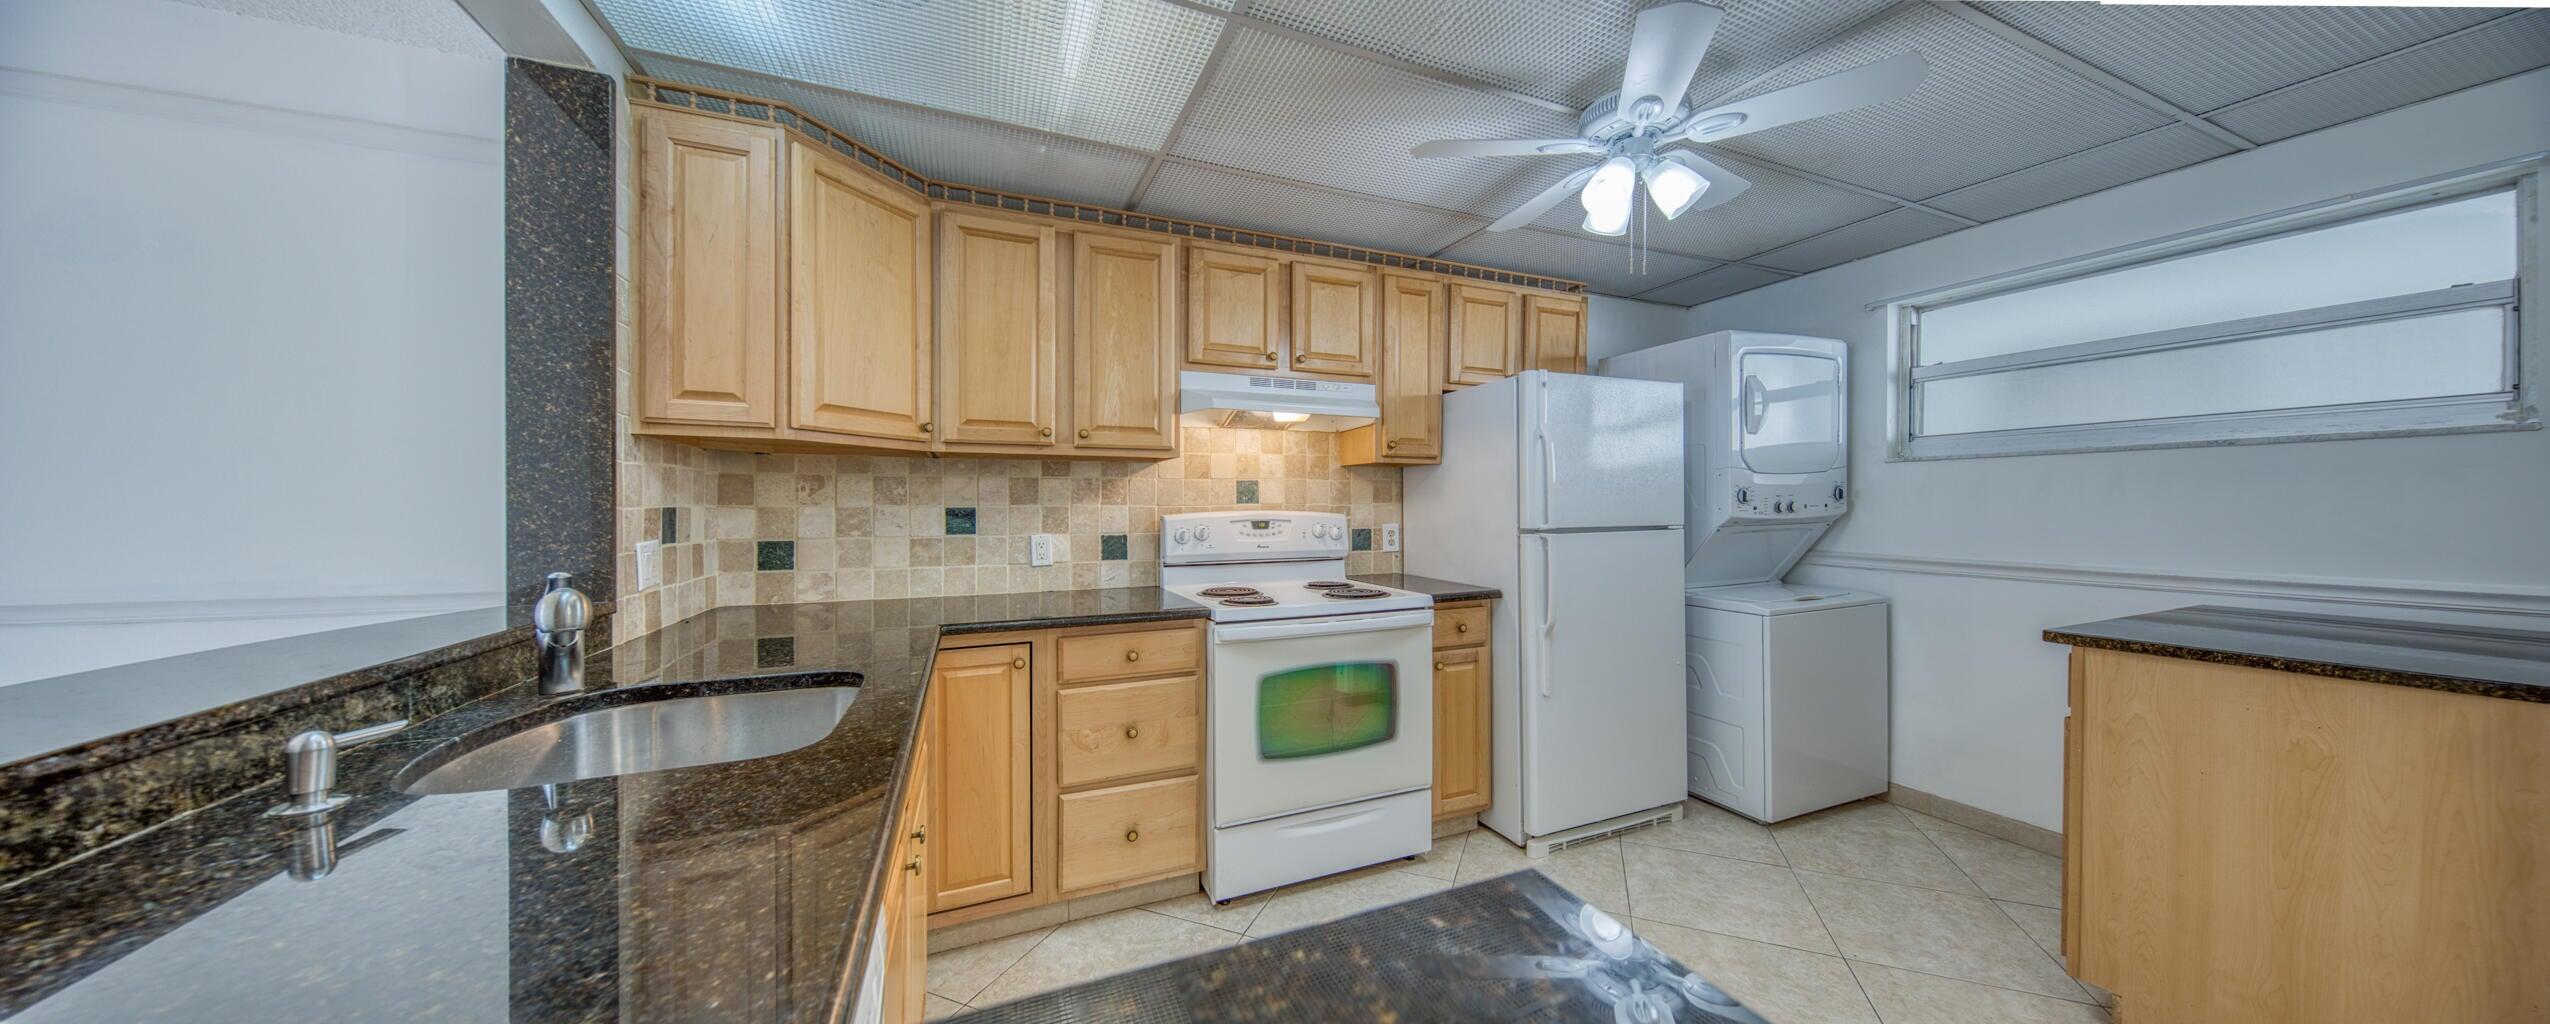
[635,540,663,590]
[1030,533,1058,567]
[1381,523,1400,552]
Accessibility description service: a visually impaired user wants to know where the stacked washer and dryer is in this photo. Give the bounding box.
[1601,331,1890,824]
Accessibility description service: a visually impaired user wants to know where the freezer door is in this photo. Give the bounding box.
[1516,528,1687,836]
[1518,372,1684,531]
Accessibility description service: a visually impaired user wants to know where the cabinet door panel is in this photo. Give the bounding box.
[1447,284,1523,387]
[1432,644,1491,817]
[790,143,931,442]
[938,213,1057,447]
[1523,294,1587,374]
[639,110,779,427]
[1185,247,1282,370]
[1377,273,1443,461]
[927,643,1032,912]
[1056,675,1201,788]
[1071,234,1178,451]
[1289,262,1378,378]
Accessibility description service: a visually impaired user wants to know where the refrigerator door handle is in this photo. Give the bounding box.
[1536,534,1555,698]
[1537,377,1556,525]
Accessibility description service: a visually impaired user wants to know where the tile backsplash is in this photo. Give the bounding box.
[611,428,1404,639]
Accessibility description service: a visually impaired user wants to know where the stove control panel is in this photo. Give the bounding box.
[1162,510,1349,565]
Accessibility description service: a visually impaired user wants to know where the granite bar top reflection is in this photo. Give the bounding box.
[1351,573,1502,603]
[0,588,1208,1023]
[957,870,1766,1023]
[2046,604,2550,703]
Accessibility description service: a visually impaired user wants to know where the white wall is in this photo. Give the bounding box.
[0,0,506,685]
[1648,69,2550,831]
[1588,293,1696,363]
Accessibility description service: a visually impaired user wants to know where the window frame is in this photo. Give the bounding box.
[1882,156,2542,462]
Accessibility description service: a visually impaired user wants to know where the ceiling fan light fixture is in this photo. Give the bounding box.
[1643,157,1708,220]
[1580,156,1637,235]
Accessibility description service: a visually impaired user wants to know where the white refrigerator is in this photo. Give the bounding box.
[1405,371,1687,852]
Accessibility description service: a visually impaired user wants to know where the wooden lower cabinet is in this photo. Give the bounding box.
[2060,646,2550,1022]
[879,731,931,1024]
[925,644,1033,912]
[1058,775,1201,892]
[1431,601,1493,819]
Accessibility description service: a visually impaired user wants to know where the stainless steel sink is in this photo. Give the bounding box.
[399,686,858,796]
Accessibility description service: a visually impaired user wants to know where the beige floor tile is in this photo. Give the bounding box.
[923,993,969,1021]
[1623,800,1788,866]
[1773,811,1983,896]
[1797,870,2088,1003]
[1991,901,2117,1009]
[969,909,1240,1008]
[1245,867,1454,937]
[1457,832,1627,916]
[1851,962,2110,1023]
[1633,918,1879,1024]
[1622,842,1836,954]
[1399,833,1468,880]
[1931,831,2062,908]
[925,926,1050,1004]
[1140,889,1269,935]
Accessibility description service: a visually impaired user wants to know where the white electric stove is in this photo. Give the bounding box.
[1161,511,1435,902]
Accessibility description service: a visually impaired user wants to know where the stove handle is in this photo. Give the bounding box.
[1210,610,1436,643]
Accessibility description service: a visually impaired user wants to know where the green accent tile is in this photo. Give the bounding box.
[659,507,677,544]
[755,636,795,668]
[1351,528,1373,551]
[945,506,977,535]
[1100,534,1128,561]
[756,540,795,571]
[1236,480,1259,504]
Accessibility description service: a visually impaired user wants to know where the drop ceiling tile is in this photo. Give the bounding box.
[642,57,1153,208]
[1633,264,1790,306]
[594,0,1222,150]
[2206,11,2550,145]
[1681,0,1903,108]
[1438,228,1713,296]
[1244,0,1640,108]
[1969,1,2508,114]
[1138,162,1486,254]
[1170,28,1584,214]
[1707,3,2168,202]
[1921,123,2236,223]
[1749,208,1964,274]
[1524,155,1893,261]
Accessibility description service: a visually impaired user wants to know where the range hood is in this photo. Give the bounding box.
[1178,370,1377,431]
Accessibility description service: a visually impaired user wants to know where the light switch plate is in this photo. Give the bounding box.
[1030,534,1058,567]
[1381,523,1400,552]
[635,540,663,590]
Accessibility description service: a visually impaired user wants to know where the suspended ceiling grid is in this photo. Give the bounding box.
[586,0,2550,304]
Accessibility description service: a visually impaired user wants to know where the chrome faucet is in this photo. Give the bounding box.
[533,571,591,695]
[266,718,410,819]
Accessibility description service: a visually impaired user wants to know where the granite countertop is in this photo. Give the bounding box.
[957,870,1765,1023]
[1352,572,1502,603]
[2046,604,2550,703]
[0,588,1209,1022]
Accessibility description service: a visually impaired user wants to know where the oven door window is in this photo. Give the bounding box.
[1257,661,1397,760]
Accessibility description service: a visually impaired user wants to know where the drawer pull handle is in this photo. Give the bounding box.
[1124,725,1140,739]
[1124,650,1140,662]
[1456,622,1470,633]
[1124,829,1140,844]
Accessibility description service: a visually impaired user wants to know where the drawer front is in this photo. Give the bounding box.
[1057,775,1199,892]
[1057,625,1201,683]
[1056,675,1201,788]
[1432,604,1489,648]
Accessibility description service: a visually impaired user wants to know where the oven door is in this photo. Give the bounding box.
[1208,609,1434,828]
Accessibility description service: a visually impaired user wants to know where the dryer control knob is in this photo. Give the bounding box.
[1833,485,1847,502]
[1735,487,1751,506]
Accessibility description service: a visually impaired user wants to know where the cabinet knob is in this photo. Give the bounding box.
[905,858,921,874]
[1263,352,1276,362]
[1386,440,1398,450]
[1456,622,1470,633]
[1124,829,1140,844]
[1124,725,1140,740]
[912,827,926,843]
[1040,426,1053,437]
[1434,661,1446,671]
[1078,428,1091,439]
[1294,353,1307,364]
[1124,650,1140,662]
[1011,657,1026,669]
[920,421,934,434]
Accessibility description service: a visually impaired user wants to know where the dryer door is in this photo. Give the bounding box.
[1735,350,1843,476]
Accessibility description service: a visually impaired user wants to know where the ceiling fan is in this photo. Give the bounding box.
[1412,1,1927,237]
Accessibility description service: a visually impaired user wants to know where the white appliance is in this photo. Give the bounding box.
[1602,332,1889,823]
[1403,371,1688,856]
[1161,511,1435,901]
[1178,370,1377,432]
[1684,584,1888,822]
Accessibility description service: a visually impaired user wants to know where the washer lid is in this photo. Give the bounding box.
[1685,582,1886,615]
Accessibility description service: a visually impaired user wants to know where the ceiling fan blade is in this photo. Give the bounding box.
[1487,166,1600,232]
[1412,138,1601,159]
[1679,51,1927,143]
[1658,150,1751,214]
[1619,1,1723,124]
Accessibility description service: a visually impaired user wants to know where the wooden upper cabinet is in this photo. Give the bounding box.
[1185,246,1283,371]
[1070,234,1178,452]
[1523,293,1588,374]
[1446,284,1524,388]
[1289,261,1379,379]
[638,108,780,427]
[788,142,931,445]
[1345,273,1441,465]
[927,644,1033,913]
[937,212,1057,447]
